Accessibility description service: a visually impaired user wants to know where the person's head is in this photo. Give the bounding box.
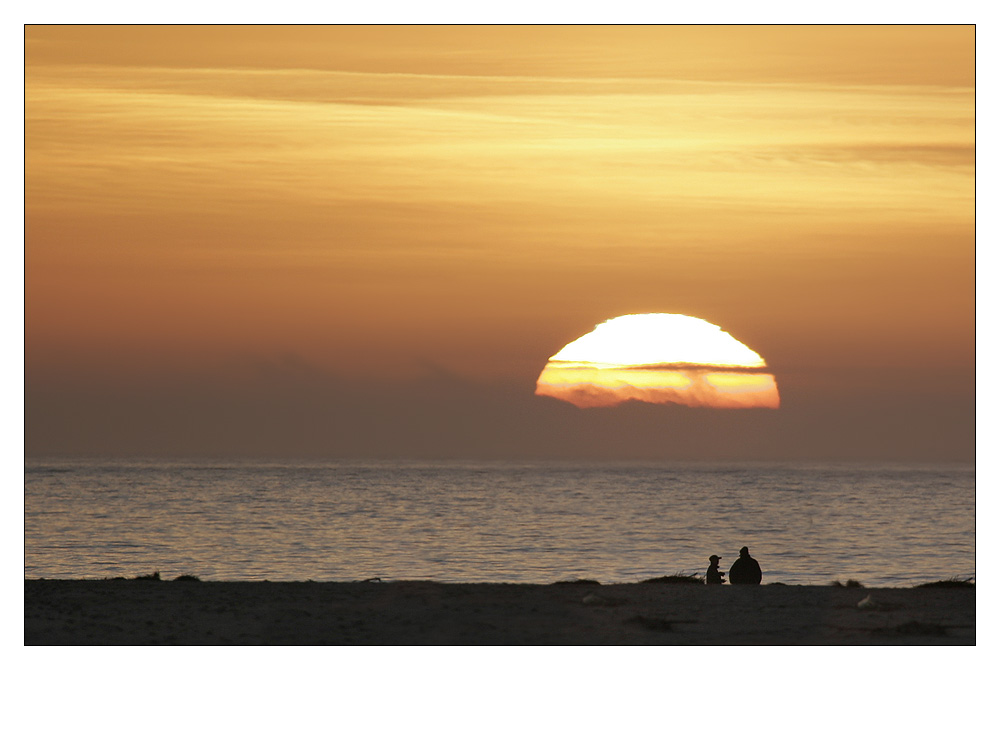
[709,554,720,564]
[740,546,749,557]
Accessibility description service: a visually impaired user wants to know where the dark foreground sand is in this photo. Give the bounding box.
[24,579,974,645]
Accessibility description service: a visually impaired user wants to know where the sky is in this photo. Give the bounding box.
[24,25,975,461]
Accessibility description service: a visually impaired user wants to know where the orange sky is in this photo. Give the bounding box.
[25,25,975,460]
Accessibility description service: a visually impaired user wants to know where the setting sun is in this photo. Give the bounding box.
[548,313,767,367]
[536,313,780,409]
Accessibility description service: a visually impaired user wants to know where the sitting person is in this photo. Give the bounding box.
[728,546,762,585]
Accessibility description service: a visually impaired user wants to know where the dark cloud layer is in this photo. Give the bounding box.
[25,357,973,462]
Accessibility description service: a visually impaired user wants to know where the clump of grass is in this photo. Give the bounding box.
[554,578,601,586]
[641,573,703,585]
[833,579,864,588]
[915,576,974,589]
[134,571,161,581]
[173,574,201,582]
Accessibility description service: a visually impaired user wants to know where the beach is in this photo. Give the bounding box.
[24,578,975,645]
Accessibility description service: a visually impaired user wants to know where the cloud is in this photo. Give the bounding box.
[535,365,780,409]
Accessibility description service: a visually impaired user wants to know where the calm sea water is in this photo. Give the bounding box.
[24,459,975,587]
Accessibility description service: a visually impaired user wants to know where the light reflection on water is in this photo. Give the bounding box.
[24,459,974,587]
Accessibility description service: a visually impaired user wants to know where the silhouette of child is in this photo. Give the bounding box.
[706,554,726,585]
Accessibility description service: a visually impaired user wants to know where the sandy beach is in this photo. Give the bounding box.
[24,578,975,645]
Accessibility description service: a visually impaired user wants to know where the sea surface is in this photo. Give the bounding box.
[24,459,975,587]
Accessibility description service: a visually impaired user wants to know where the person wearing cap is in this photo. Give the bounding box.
[705,555,725,585]
[728,546,762,585]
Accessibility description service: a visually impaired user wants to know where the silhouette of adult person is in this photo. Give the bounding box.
[728,546,762,585]
[705,555,725,585]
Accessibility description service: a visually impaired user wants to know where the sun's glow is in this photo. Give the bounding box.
[536,313,780,409]
[549,313,767,367]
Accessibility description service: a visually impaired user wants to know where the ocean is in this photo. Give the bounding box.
[24,459,975,587]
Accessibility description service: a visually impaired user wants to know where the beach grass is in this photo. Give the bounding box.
[640,573,703,585]
[915,576,974,588]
